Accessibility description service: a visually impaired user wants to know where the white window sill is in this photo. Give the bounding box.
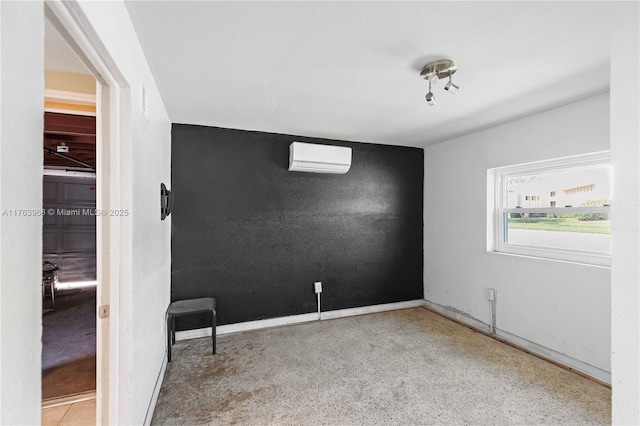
[488,250,611,269]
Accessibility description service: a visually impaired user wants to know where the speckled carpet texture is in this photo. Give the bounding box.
[152,307,610,425]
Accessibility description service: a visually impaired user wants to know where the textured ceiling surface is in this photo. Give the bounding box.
[56,1,628,147]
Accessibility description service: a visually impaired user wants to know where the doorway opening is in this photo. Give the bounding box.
[42,15,98,407]
[42,1,131,423]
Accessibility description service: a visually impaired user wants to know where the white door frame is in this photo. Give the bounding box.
[45,2,132,424]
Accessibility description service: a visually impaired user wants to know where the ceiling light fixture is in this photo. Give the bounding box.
[56,142,69,153]
[420,59,459,104]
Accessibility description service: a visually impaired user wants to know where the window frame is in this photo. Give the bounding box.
[491,151,611,267]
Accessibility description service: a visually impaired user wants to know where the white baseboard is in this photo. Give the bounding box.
[42,390,96,408]
[423,300,611,385]
[175,299,425,341]
[320,299,425,320]
[143,353,168,426]
[424,300,492,334]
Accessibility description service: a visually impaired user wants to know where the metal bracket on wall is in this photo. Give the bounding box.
[161,183,173,220]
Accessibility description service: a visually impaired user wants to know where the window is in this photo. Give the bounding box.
[489,152,611,266]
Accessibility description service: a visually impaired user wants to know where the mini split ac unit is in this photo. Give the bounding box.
[288,142,352,174]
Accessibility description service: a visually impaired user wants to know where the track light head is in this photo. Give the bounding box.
[425,91,436,106]
[444,81,459,94]
[444,69,459,94]
[425,81,436,106]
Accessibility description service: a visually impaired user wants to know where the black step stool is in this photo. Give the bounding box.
[167,297,216,362]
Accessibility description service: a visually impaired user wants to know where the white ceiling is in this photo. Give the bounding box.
[79,2,623,147]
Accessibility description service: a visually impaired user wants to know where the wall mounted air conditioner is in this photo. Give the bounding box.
[288,142,352,174]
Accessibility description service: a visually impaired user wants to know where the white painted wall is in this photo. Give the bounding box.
[0,2,44,424]
[74,2,172,423]
[424,93,611,380]
[0,1,170,424]
[610,3,640,423]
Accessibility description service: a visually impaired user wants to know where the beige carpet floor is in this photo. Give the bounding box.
[152,307,610,425]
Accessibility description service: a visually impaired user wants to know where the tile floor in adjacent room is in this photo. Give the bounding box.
[42,398,95,426]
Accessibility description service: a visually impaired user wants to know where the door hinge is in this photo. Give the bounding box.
[98,304,110,319]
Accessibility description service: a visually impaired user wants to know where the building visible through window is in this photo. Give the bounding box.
[490,152,611,266]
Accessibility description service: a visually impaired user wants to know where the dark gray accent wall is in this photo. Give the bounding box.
[171,124,423,329]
